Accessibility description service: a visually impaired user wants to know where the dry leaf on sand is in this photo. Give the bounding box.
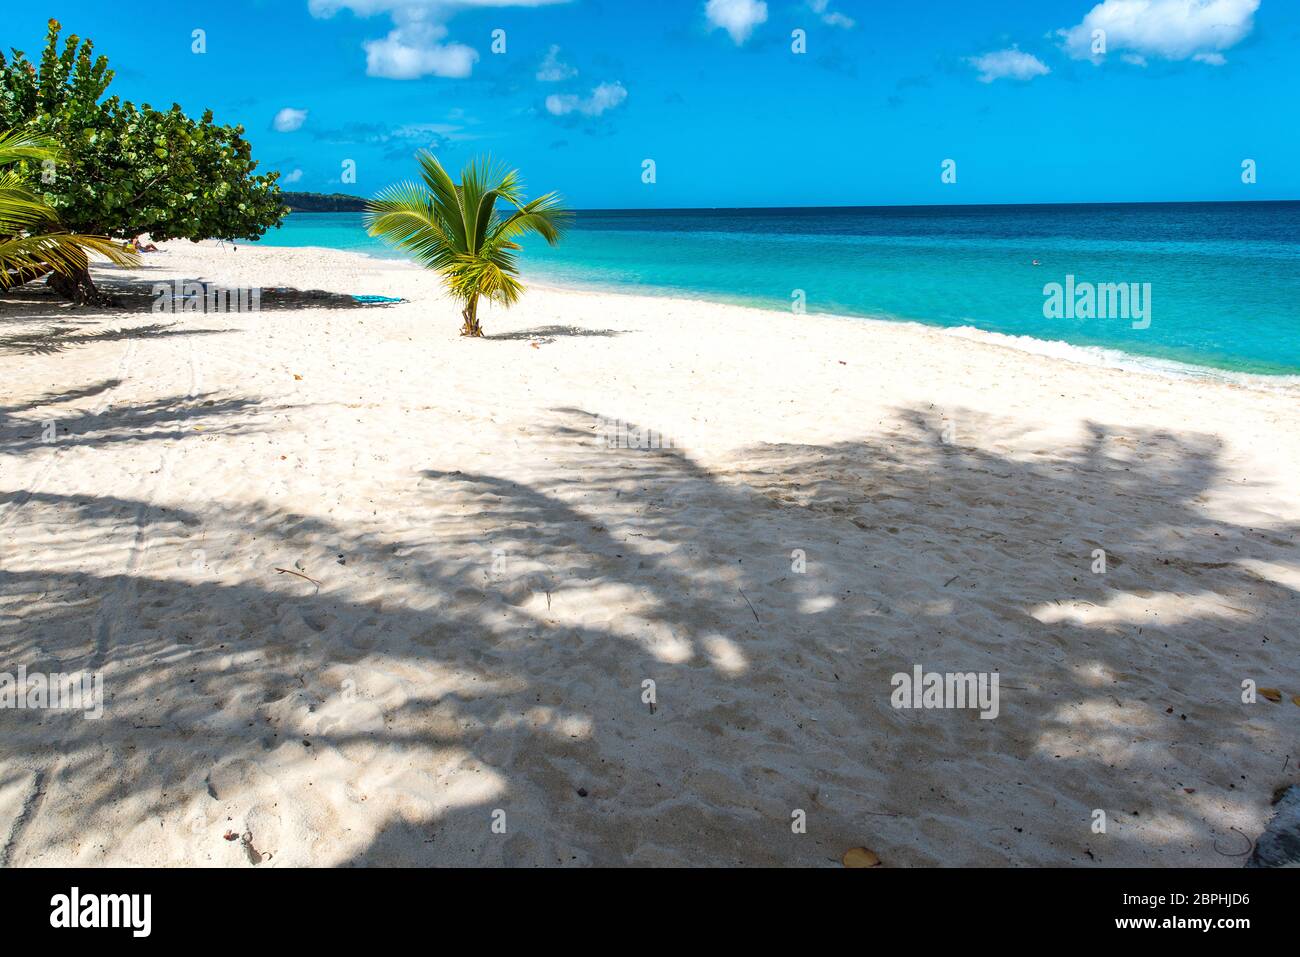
[841,847,882,868]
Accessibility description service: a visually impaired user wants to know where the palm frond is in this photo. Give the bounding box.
[0,233,138,289]
[365,180,460,271]
[414,151,468,252]
[489,191,570,248]
[0,127,63,165]
[0,125,139,285]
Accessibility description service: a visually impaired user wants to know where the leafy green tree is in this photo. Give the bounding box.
[0,19,287,301]
[0,127,137,290]
[367,152,568,337]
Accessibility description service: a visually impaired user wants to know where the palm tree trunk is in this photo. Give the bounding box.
[47,263,115,306]
[460,296,484,337]
[42,246,115,306]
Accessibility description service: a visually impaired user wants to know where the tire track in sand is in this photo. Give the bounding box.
[91,329,193,668]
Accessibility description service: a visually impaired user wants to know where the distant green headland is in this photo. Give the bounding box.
[282,192,369,212]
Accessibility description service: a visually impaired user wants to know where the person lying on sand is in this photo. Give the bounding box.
[131,235,159,253]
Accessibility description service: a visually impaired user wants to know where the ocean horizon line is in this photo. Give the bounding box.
[288,198,1300,215]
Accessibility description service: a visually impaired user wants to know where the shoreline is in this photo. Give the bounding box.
[247,238,1300,388]
[522,275,1300,390]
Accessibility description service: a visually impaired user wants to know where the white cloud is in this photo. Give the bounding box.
[311,118,474,146]
[808,0,854,29]
[705,0,768,45]
[968,47,1051,83]
[307,0,573,79]
[1058,0,1260,65]
[545,81,628,117]
[273,108,309,132]
[282,168,305,184]
[393,121,465,139]
[537,44,577,82]
[364,21,478,78]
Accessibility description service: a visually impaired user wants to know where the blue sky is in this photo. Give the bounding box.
[11,1,1299,207]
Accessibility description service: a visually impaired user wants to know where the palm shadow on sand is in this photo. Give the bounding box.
[0,273,405,352]
[0,397,1296,866]
[0,378,271,455]
[484,326,625,343]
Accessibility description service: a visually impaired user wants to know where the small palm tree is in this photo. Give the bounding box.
[366,152,568,337]
[0,128,138,291]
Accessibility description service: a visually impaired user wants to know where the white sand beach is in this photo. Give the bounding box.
[1,241,1297,867]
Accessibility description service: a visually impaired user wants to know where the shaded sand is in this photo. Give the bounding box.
[1,240,1297,867]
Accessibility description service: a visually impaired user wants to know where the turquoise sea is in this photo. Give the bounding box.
[253,202,1300,377]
